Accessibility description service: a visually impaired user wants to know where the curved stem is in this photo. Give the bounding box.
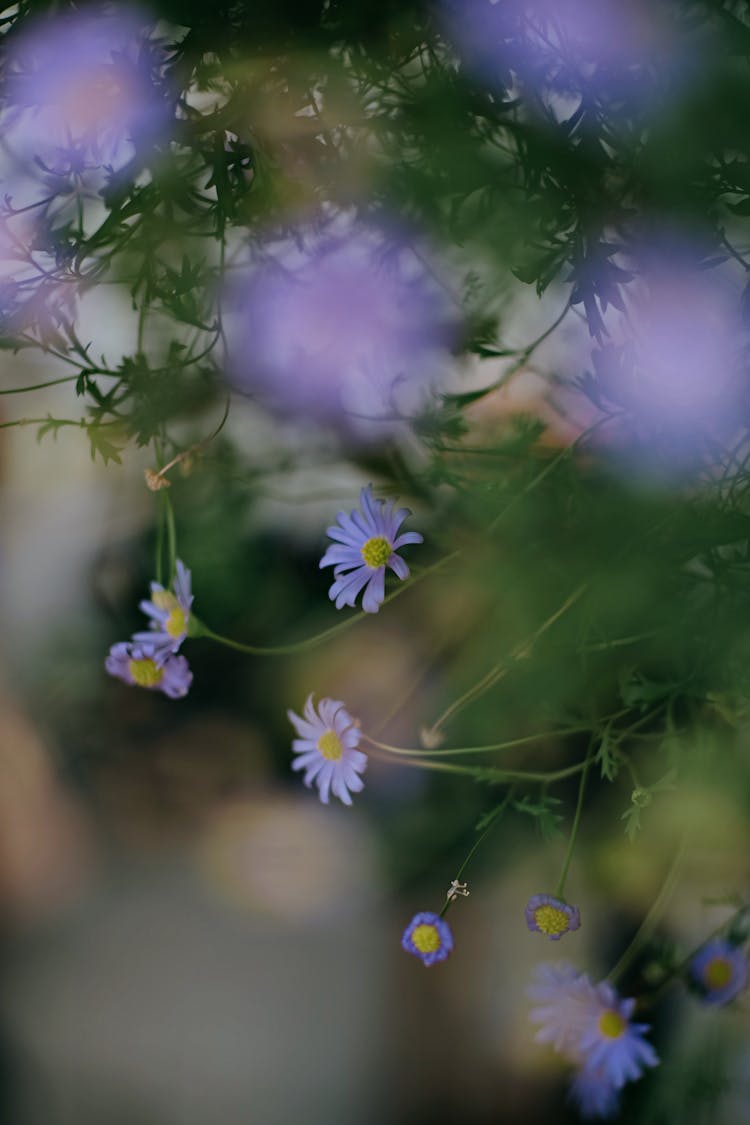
[440,792,514,918]
[554,739,595,899]
[364,723,601,758]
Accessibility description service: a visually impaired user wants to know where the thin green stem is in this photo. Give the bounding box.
[428,584,586,738]
[365,747,589,783]
[555,739,595,899]
[440,792,513,918]
[194,550,461,657]
[607,839,686,987]
[364,722,604,758]
[0,374,80,395]
[162,490,177,581]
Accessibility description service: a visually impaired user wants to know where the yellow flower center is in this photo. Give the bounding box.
[151,589,177,611]
[598,1010,626,1039]
[360,536,391,568]
[317,730,343,761]
[534,904,571,936]
[704,956,733,990]
[165,607,187,639]
[128,657,164,688]
[411,924,441,954]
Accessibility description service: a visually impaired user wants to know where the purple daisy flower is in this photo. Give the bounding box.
[528,963,658,1115]
[133,559,193,663]
[689,939,749,1006]
[288,694,367,806]
[4,8,169,179]
[401,911,454,966]
[526,893,581,940]
[319,485,423,614]
[577,980,659,1090]
[105,641,192,699]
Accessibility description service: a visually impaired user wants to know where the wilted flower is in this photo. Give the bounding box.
[288,694,367,806]
[134,559,193,663]
[525,893,581,940]
[401,911,454,966]
[105,641,192,699]
[688,938,749,1006]
[529,963,658,1118]
[224,218,455,439]
[319,484,423,613]
[4,9,168,180]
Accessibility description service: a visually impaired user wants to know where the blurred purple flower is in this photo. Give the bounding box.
[689,939,749,1006]
[133,559,193,664]
[529,963,658,1117]
[525,893,581,940]
[288,694,367,806]
[401,911,454,966]
[225,219,456,439]
[442,0,683,105]
[577,979,659,1090]
[583,262,748,474]
[105,641,192,699]
[4,9,169,179]
[319,484,423,613]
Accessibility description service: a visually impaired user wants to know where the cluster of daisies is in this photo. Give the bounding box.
[105,559,194,699]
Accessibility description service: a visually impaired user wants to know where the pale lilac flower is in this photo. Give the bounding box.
[401,911,454,966]
[105,641,192,699]
[133,559,193,663]
[4,9,169,179]
[569,1068,621,1120]
[578,254,749,475]
[319,485,423,613]
[577,980,659,1089]
[689,939,749,1006]
[225,219,455,439]
[288,694,367,806]
[441,0,686,112]
[529,964,658,1118]
[528,962,600,1056]
[525,893,581,940]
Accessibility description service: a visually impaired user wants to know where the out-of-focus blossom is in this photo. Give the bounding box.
[134,559,193,663]
[528,962,599,1055]
[441,0,684,112]
[401,911,454,966]
[288,694,367,806]
[578,258,749,475]
[525,892,581,940]
[224,218,456,439]
[4,9,169,180]
[105,641,193,699]
[569,1067,621,1120]
[319,484,423,613]
[528,963,658,1118]
[688,938,749,1006]
[577,980,659,1090]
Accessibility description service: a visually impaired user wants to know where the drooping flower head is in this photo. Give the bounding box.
[134,559,193,663]
[288,694,367,806]
[526,893,581,940]
[105,641,192,699]
[224,217,455,440]
[402,911,454,966]
[4,9,169,180]
[688,938,749,1006]
[528,963,658,1118]
[319,484,423,613]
